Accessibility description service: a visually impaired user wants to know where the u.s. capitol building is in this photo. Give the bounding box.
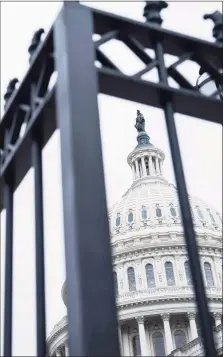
[47,111,222,356]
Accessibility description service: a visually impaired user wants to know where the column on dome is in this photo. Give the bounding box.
[132,162,136,180]
[213,312,222,326]
[149,156,154,176]
[118,324,123,355]
[158,158,161,175]
[135,159,140,179]
[155,259,163,287]
[139,159,143,178]
[122,325,130,356]
[64,344,69,356]
[187,312,198,340]
[136,316,148,356]
[214,258,222,287]
[152,156,157,175]
[158,158,162,175]
[159,160,163,176]
[145,321,152,355]
[141,156,147,176]
[161,313,174,355]
[117,263,125,294]
[157,158,160,175]
[55,348,61,356]
[155,157,159,175]
[133,159,137,179]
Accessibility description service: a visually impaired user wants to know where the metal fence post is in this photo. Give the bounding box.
[32,129,46,356]
[3,175,14,357]
[54,3,120,356]
[154,38,217,357]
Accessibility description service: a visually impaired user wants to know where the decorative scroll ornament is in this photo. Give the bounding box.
[204,11,223,43]
[4,78,19,110]
[143,1,168,26]
[28,28,45,61]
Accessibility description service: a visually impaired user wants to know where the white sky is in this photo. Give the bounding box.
[0,1,222,356]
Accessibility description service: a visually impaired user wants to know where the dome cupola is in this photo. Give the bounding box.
[127,110,166,187]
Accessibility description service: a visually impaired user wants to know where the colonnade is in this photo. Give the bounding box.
[131,155,163,180]
[54,343,69,356]
[119,312,222,356]
[51,312,222,356]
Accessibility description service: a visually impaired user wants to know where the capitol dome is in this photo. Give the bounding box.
[109,119,222,240]
[47,111,222,357]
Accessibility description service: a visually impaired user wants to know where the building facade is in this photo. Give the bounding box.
[47,112,222,356]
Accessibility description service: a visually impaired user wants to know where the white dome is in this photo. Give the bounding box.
[109,178,222,239]
[109,130,222,240]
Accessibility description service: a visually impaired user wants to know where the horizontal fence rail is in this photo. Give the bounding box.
[0,2,222,357]
[0,5,222,206]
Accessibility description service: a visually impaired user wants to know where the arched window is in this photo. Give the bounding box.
[196,206,204,220]
[141,206,148,220]
[152,332,165,356]
[170,204,177,217]
[207,209,216,224]
[127,267,136,291]
[155,204,162,218]
[132,335,141,356]
[165,262,175,286]
[128,211,134,223]
[116,213,121,227]
[113,272,118,296]
[204,262,214,287]
[174,330,187,349]
[184,261,192,285]
[145,263,155,287]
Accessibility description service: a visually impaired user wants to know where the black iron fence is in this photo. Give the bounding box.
[1,2,222,356]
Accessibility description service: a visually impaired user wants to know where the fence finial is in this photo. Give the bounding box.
[28,28,45,62]
[143,1,168,26]
[204,11,223,43]
[4,78,19,110]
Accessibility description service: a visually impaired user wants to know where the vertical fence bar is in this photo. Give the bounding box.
[32,131,46,356]
[154,39,217,357]
[54,3,120,356]
[3,175,14,357]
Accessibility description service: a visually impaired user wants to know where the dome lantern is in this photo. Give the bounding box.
[127,110,166,185]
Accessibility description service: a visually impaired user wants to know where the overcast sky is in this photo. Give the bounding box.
[0,1,222,356]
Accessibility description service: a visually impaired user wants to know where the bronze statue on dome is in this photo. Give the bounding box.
[135,110,145,133]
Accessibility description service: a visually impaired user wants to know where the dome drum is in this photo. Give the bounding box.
[109,182,222,237]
